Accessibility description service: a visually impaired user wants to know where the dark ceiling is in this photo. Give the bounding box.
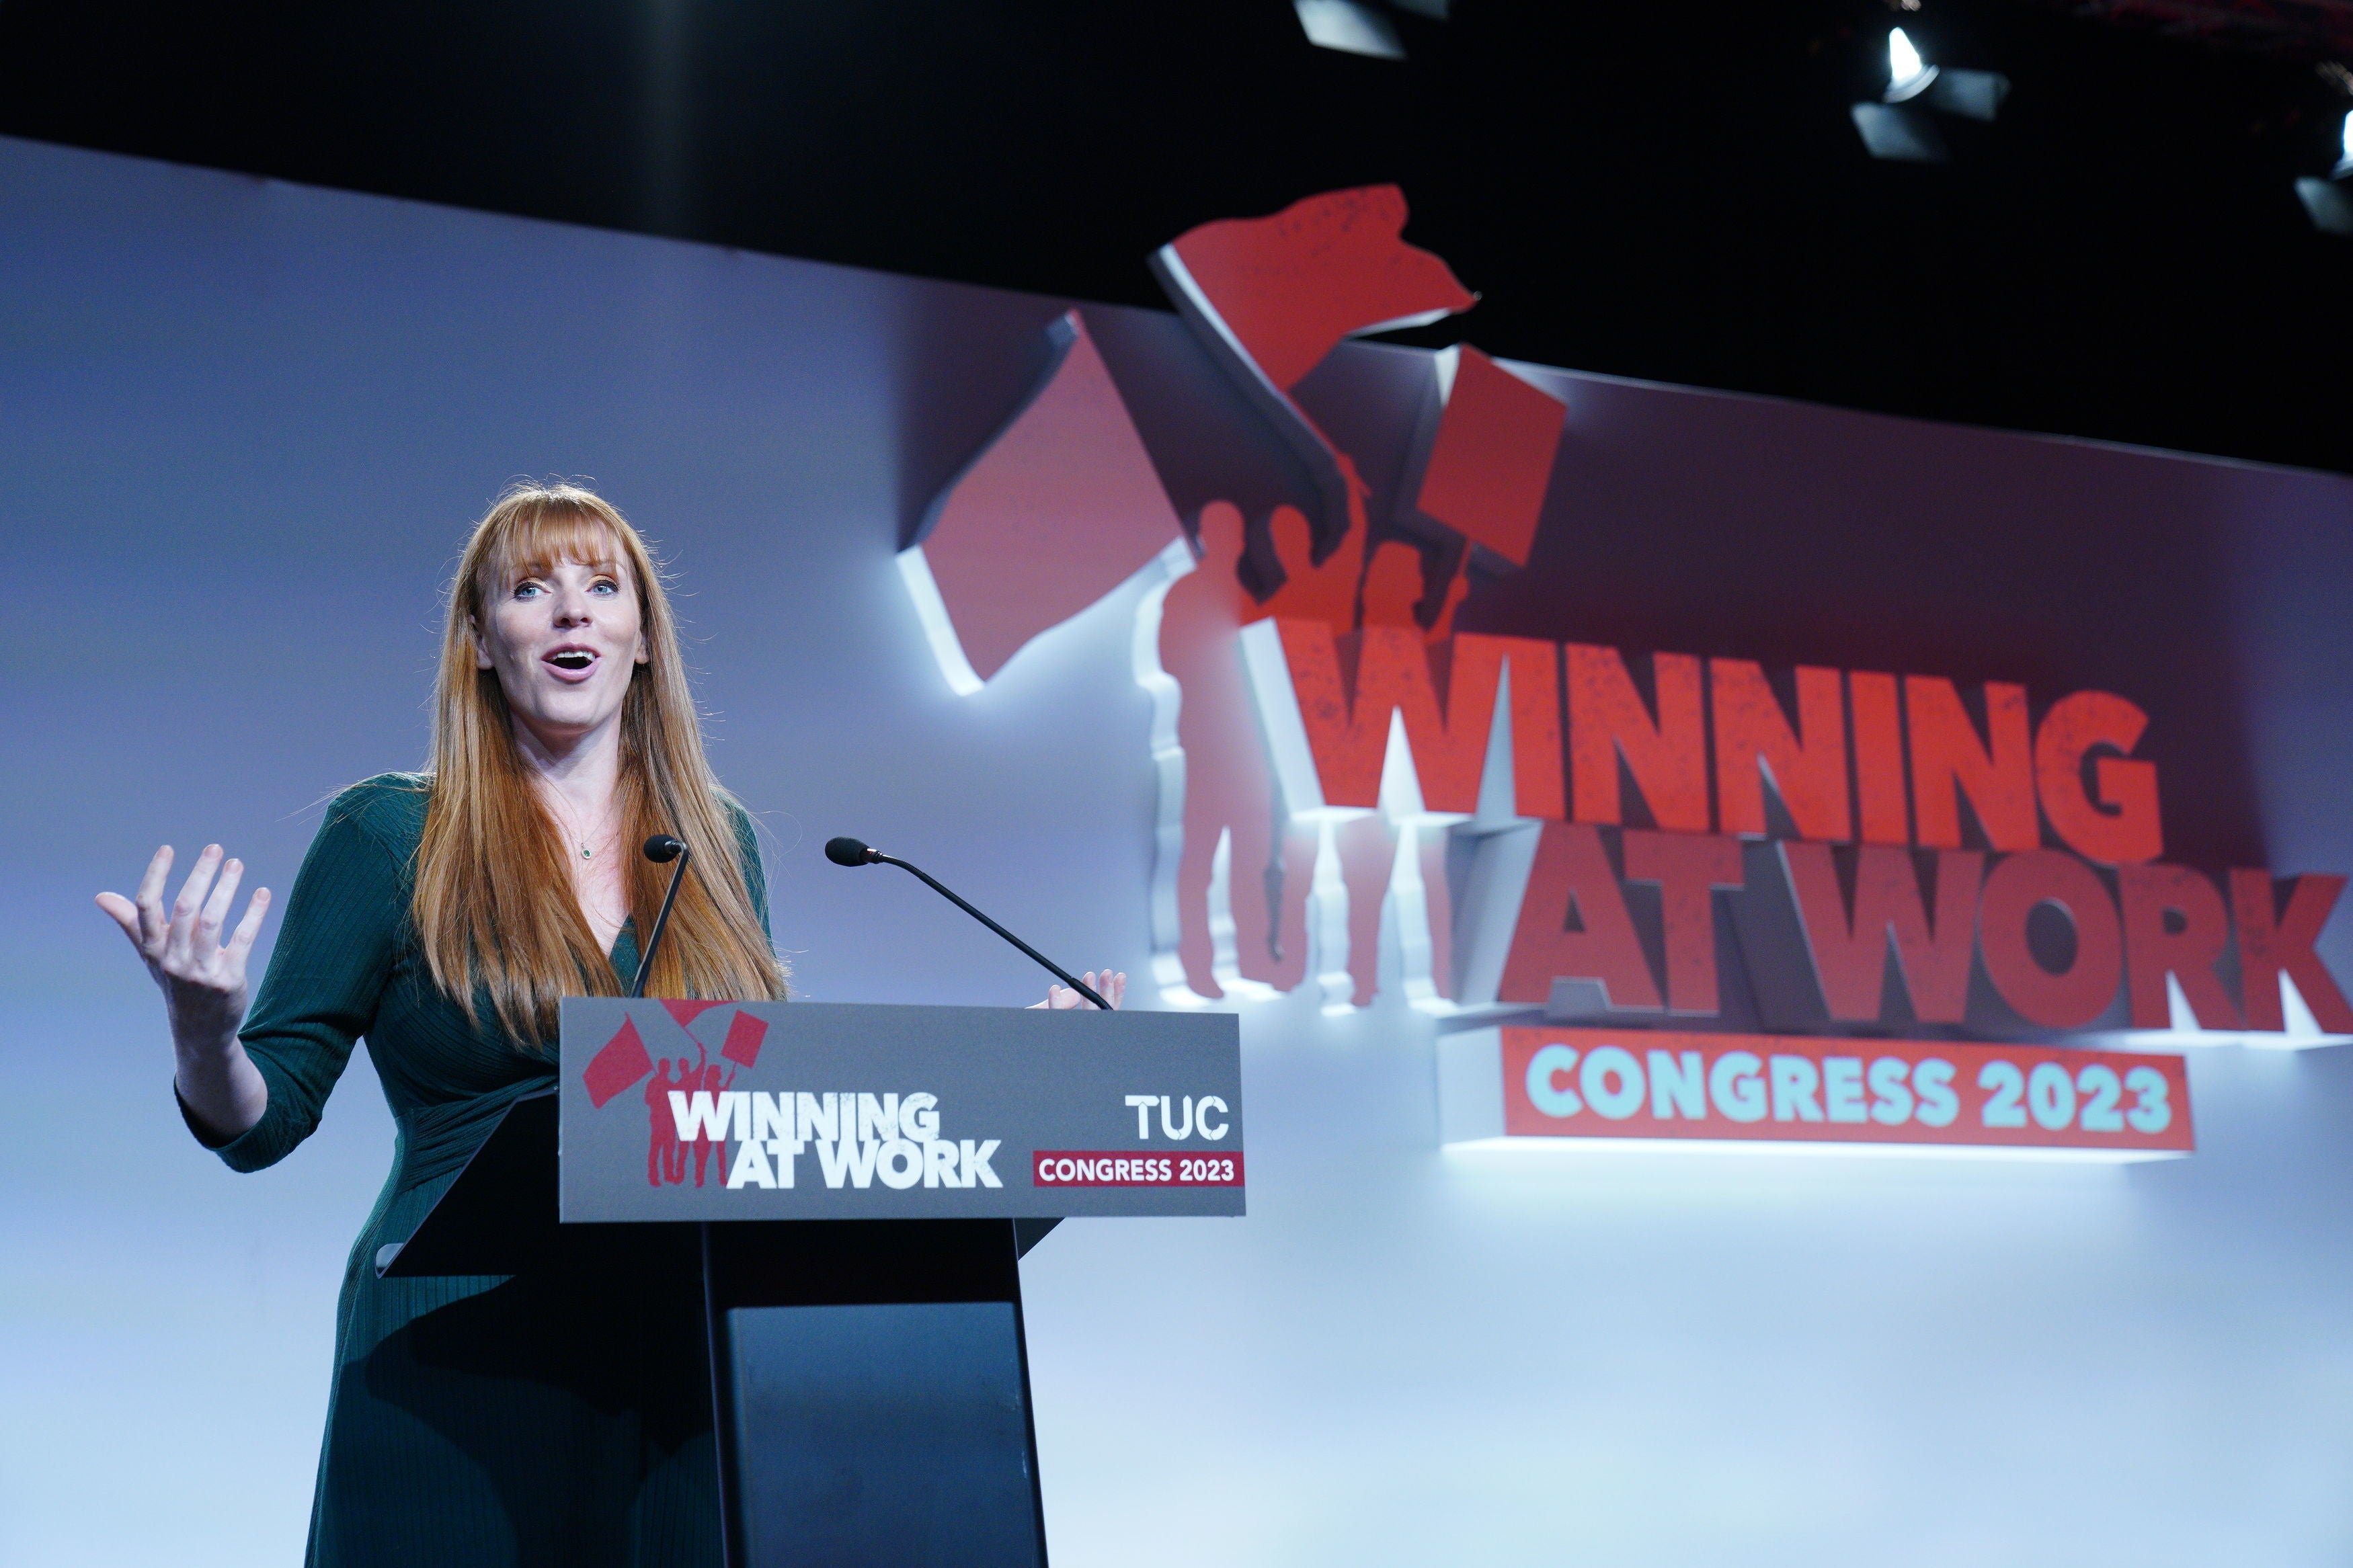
[2,0,2348,474]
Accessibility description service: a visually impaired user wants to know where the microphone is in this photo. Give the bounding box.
[824,836,878,868]
[825,835,1111,1009]
[629,834,692,999]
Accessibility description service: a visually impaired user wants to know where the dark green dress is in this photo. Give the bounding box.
[206,774,762,1567]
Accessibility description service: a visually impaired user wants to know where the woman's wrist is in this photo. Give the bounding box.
[172,1030,243,1083]
[173,1032,266,1141]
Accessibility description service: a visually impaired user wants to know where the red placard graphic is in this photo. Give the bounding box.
[1498,1028,2193,1153]
[583,1017,654,1110]
[1033,1151,1245,1187]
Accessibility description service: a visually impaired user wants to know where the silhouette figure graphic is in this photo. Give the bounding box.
[687,1046,735,1188]
[643,1057,689,1187]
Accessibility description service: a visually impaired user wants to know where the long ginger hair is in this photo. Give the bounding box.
[412,482,787,1048]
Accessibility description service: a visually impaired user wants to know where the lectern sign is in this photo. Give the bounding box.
[559,999,1245,1221]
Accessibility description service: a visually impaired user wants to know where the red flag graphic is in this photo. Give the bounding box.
[1162,185,1474,392]
[583,1017,655,1108]
[914,310,1186,685]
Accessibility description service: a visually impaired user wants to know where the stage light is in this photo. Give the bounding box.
[2298,180,2353,233]
[1856,33,1946,164]
[1885,28,1938,104]
[1851,105,1945,161]
[1295,0,1404,59]
[1853,26,2007,163]
[2294,107,2353,236]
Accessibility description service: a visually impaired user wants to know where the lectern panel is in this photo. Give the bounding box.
[727,1302,1045,1567]
[561,999,1244,1223]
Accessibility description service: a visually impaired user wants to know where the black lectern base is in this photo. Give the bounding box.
[724,1301,1042,1565]
[703,1219,1048,1568]
[386,1091,1053,1568]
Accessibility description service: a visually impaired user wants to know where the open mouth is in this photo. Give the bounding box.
[543,646,600,679]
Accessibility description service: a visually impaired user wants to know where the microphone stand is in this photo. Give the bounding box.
[826,836,1111,1009]
[630,835,692,999]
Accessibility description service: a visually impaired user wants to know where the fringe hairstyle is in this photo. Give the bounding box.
[412,481,787,1048]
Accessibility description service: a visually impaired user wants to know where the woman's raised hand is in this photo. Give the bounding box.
[96,844,272,1138]
[1032,970,1125,1010]
[98,843,271,1032]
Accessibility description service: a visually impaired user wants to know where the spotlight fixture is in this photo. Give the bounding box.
[1852,26,2011,163]
[1295,0,1402,58]
[1886,28,1939,102]
[1293,0,1443,60]
[2295,108,2353,235]
[1296,0,1447,59]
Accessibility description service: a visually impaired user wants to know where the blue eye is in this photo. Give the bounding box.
[589,578,619,595]
[513,581,545,600]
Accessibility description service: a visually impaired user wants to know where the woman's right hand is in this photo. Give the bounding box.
[97,844,272,1138]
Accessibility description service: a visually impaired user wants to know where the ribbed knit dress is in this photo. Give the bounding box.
[202,773,762,1567]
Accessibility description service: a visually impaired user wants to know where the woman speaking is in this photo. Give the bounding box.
[96,482,1121,1565]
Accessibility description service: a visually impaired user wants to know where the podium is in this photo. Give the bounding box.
[378,999,1244,1568]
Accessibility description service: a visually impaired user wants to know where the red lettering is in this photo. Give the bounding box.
[1567,645,1708,831]
[1443,634,1566,818]
[2118,864,2239,1029]
[1978,850,2124,1030]
[1276,620,1421,807]
[1499,822,1661,1011]
[1621,831,1744,1015]
[1357,626,1464,804]
[1277,621,1555,815]
[1711,661,1849,841]
[1782,843,1981,1024]
[2231,871,2353,1034]
[1850,671,1909,846]
[1907,677,2037,852]
[2034,691,2162,865]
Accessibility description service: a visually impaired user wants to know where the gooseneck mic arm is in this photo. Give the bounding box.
[629,835,692,999]
[825,835,1111,1009]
